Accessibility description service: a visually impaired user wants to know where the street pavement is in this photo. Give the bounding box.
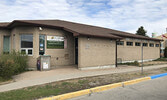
[70,76,167,100]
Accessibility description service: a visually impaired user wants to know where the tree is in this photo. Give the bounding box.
[164,47,167,58]
[136,26,147,36]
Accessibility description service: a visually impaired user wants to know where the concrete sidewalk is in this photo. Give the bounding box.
[0,64,167,92]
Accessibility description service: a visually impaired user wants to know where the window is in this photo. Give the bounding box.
[117,41,124,46]
[149,43,154,47]
[126,42,133,46]
[3,36,10,54]
[143,43,148,47]
[156,44,160,47]
[47,36,64,49]
[39,35,45,55]
[135,42,141,46]
[20,34,33,55]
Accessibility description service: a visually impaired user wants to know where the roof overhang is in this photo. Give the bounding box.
[0,20,162,41]
[6,20,122,39]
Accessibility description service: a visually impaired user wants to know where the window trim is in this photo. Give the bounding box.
[135,42,141,46]
[142,43,148,47]
[117,41,124,46]
[156,44,160,47]
[20,48,33,56]
[3,35,11,54]
[126,42,133,46]
[149,43,154,47]
[20,34,33,56]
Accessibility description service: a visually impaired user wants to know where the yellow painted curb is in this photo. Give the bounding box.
[38,77,151,100]
[39,89,90,100]
[123,77,151,86]
[90,82,122,93]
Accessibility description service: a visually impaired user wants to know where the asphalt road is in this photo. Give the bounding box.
[70,76,167,100]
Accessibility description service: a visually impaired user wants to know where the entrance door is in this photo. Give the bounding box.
[75,38,78,64]
[3,36,10,54]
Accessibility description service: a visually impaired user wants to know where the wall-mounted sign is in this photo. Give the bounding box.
[43,62,48,69]
[47,36,64,49]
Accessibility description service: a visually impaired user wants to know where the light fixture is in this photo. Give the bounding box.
[39,27,42,31]
[110,39,112,42]
[87,37,90,40]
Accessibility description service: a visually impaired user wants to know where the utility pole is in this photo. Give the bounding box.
[141,42,143,74]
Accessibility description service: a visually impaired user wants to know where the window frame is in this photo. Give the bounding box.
[149,43,154,47]
[20,34,33,56]
[117,41,124,46]
[20,48,33,56]
[135,42,141,46]
[126,42,133,46]
[142,43,148,47]
[156,44,160,47]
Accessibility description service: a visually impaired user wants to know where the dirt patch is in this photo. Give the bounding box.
[141,61,167,66]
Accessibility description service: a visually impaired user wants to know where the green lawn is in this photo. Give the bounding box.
[0,81,87,100]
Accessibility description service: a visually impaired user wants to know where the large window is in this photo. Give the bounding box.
[126,42,133,46]
[117,41,124,46]
[135,42,141,46]
[47,36,64,49]
[20,34,33,55]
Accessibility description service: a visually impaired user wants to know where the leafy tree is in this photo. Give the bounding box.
[136,26,147,36]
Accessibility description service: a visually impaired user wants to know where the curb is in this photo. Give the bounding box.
[123,77,151,86]
[151,73,167,79]
[38,73,167,100]
[38,77,150,100]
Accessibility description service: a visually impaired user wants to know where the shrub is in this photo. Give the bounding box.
[154,58,167,61]
[133,61,139,66]
[0,51,28,79]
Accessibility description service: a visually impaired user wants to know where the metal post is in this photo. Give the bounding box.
[115,40,118,67]
[141,42,143,74]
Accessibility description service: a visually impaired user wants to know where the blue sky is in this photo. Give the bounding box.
[0,0,167,36]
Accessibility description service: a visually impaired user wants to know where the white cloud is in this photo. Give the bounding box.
[0,0,167,36]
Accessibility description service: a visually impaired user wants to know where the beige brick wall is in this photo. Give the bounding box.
[11,26,75,68]
[117,38,160,62]
[39,27,75,67]
[78,36,116,68]
[0,27,161,69]
[0,29,11,55]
